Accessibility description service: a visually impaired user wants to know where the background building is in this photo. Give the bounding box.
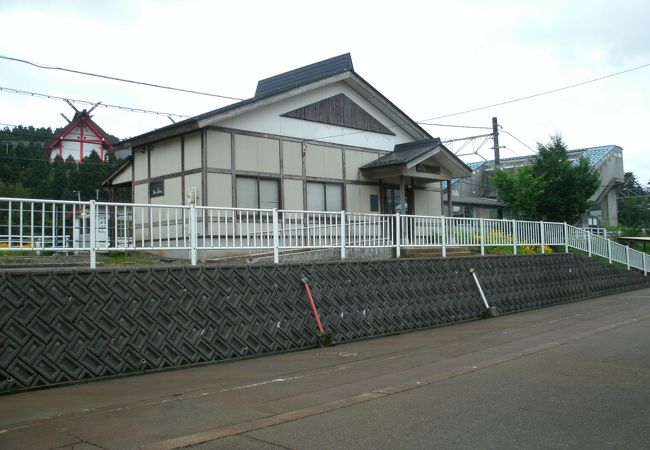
[443,145,624,227]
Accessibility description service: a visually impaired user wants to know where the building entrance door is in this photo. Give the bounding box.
[382,186,413,214]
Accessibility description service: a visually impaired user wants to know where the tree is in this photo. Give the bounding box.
[618,172,650,229]
[494,135,600,223]
[492,165,543,220]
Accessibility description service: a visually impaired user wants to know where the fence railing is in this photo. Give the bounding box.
[0,197,647,274]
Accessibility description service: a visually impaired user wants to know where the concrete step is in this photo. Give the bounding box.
[402,247,478,258]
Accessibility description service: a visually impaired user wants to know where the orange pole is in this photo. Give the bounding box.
[302,279,325,334]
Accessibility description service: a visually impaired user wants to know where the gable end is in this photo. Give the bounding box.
[281,93,395,135]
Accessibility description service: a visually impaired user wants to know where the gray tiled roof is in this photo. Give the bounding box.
[255,53,354,98]
[361,139,443,169]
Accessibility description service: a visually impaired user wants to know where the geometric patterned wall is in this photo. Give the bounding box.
[1,254,648,392]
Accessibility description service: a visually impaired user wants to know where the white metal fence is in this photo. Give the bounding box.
[0,197,648,274]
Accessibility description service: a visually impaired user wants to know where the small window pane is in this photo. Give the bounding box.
[325,184,342,211]
[259,179,279,209]
[237,177,258,208]
[150,181,164,197]
[307,182,325,211]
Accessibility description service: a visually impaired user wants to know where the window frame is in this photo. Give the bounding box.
[235,175,281,210]
[150,180,165,198]
[306,181,343,212]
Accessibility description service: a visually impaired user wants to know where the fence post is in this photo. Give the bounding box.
[479,217,485,256]
[395,212,401,258]
[607,239,612,264]
[441,216,447,258]
[587,231,592,257]
[540,221,545,254]
[512,219,517,255]
[190,204,197,266]
[563,222,569,253]
[89,200,96,269]
[625,245,630,270]
[340,210,346,260]
[272,208,280,264]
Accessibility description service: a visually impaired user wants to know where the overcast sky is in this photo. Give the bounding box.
[1,0,649,183]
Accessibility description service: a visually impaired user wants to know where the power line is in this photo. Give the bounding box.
[500,130,537,153]
[419,122,494,130]
[0,54,244,101]
[419,62,650,121]
[0,86,191,118]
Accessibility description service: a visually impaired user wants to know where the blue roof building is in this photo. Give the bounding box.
[444,145,624,227]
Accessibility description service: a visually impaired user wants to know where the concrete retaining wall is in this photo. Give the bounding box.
[1,254,648,392]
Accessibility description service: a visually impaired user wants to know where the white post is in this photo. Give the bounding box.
[607,239,612,264]
[340,210,346,260]
[272,208,280,264]
[512,219,517,255]
[563,222,569,253]
[395,212,401,258]
[587,231,592,257]
[626,245,630,270]
[540,221,545,254]
[89,200,96,269]
[472,272,490,309]
[479,217,485,256]
[190,204,197,266]
[441,216,447,258]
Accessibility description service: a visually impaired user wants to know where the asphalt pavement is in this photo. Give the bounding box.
[1,288,649,450]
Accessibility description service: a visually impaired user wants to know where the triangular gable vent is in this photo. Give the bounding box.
[281,93,395,135]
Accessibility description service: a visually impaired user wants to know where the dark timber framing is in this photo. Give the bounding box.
[281,93,395,135]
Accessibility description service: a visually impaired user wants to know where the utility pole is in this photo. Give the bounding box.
[492,117,500,167]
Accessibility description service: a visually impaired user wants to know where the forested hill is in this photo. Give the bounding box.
[0,125,122,201]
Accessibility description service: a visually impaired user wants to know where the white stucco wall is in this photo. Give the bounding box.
[210,81,416,151]
[283,140,302,176]
[305,144,342,179]
[346,184,379,213]
[134,150,148,181]
[346,150,380,181]
[150,177,182,205]
[111,168,131,185]
[206,130,231,169]
[134,183,148,204]
[207,173,231,207]
[414,186,440,216]
[235,135,280,173]
[184,132,202,171]
[150,138,181,177]
[283,179,303,210]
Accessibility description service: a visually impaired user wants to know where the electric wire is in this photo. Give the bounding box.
[0,54,243,101]
[500,130,537,153]
[419,122,494,130]
[0,86,191,118]
[418,62,650,122]
[4,60,647,152]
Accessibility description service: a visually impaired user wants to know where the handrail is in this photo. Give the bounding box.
[0,196,647,272]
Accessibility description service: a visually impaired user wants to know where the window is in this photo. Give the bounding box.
[307,182,342,211]
[369,194,379,212]
[150,181,164,197]
[236,177,279,209]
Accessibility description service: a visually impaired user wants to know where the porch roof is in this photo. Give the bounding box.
[360,138,472,180]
